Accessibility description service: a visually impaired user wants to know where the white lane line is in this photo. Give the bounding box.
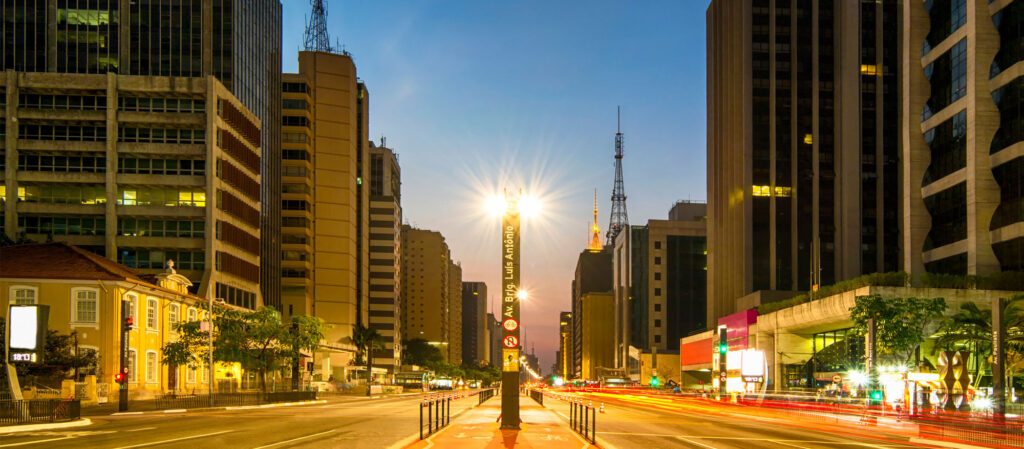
[674,436,718,449]
[769,440,814,449]
[249,430,337,446]
[111,429,233,448]
[163,409,186,413]
[124,427,156,432]
[111,412,143,416]
[0,436,75,447]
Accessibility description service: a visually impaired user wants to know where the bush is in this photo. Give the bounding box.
[920,271,1024,291]
[757,271,908,315]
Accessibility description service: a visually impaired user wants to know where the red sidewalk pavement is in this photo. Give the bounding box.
[405,393,596,449]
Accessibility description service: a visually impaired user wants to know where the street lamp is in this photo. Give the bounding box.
[494,188,531,430]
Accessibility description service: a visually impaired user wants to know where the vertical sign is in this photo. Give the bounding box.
[992,297,1005,418]
[500,190,521,430]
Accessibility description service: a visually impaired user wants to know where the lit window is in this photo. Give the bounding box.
[125,293,138,322]
[774,186,792,197]
[803,134,813,145]
[188,308,197,322]
[122,190,137,205]
[187,365,197,384]
[11,287,37,305]
[128,349,138,383]
[751,185,771,197]
[147,299,158,330]
[860,64,877,75]
[73,288,99,324]
[169,304,179,328]
[146,351,158,383]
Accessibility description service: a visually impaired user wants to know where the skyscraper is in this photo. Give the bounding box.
[901,0,1023,278]
[1,0,283,308]
[461,282,488,366]
[401,226,459,363]
[706,0,901,325]
[368,141,403,374]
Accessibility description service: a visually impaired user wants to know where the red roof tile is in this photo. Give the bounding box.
[0,242,147,282]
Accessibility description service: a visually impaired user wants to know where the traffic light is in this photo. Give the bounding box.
[869,390,883,401]
[651,376,660,387]
[718,327,728,355]
[114,371,126,384]
[122,316,134,333]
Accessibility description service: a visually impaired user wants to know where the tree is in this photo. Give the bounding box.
[934,295,1024,388]
[351,324,385,393]
[212,306,325,394]
[161,320,209,393]
[13,330,98,385]
[849,294,947,366]
[402,338,444,367]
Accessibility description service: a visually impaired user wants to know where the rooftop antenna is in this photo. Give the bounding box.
[606,106,629,244]
[304,0,344,54]
[589,189,601,251]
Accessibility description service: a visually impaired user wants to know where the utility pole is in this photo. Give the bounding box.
[992,297,1006,419]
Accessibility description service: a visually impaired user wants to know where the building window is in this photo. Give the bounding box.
[654,335,661,344]
[147,299,158,330]
[125,293,138,323]
[923,109,967,185]
[654,241,661,250]
[654,272,661,281]
[72,288,99,324]
[654,303,661,312]
[128,349,138,383]
[654,319,661,328]
[186,366,197,384]
[654,288,662,296]
[10,286,37,305]
[146,351,158,383]
[654,257,661,265]
[187,308,198,322]
[168,304,180,329]
[923,38,967,120]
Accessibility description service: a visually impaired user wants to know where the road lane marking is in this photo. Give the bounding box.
[675,435,717,449]
[111,429,233,448]
[0,436,75,447]
[111,412,143,415]
[163,409,186,413]
[251,429,336,449]
[769,440,814,449]
[125,427,156,432]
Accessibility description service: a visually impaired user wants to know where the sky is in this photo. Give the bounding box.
[282,0,710,375]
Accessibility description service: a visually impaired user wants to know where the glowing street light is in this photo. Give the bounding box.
[516,289,529,301]
[498,188,524,430]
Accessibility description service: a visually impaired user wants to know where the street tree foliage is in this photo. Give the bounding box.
[161,306,325,393]
[12,329,98,384]
[934,295,1024,388]
[849,294,947,366]
[161,320,209,393]
[402,338,444,367]
[351,324,385,367]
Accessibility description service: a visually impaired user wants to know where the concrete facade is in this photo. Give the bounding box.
[706,0,902,328]
[558,311,572,378]
[572,248,613,380]
[401,226,460,363]
[278,51,370,381]
[368,142,402,374]
[901,0,1023,280]
[448,261,463,365]
[1,72,262,307]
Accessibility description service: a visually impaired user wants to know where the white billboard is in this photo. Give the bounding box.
[9,305,39,350]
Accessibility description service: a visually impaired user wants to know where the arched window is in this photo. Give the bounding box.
[10,286,38,305]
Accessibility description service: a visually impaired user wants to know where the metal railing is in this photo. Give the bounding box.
[478,388,496,405]
[1,399,81,426]
[569,398,596,444]
[528,389,544,405]
[420,394,452,439]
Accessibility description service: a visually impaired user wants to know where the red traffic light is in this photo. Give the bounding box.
[114,372,126,383]
[125,317,134,326]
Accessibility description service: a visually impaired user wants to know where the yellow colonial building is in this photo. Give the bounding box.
[1,242,225,399]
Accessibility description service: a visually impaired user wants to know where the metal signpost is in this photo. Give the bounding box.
[500,189,521,430]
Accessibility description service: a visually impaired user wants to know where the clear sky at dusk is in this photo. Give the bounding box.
[282,0,710,374]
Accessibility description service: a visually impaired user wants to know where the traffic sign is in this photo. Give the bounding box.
[503,335,519,348]
[503,318,519,332]
[832,374,843,383]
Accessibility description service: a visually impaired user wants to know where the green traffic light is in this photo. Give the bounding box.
[870,391,883,400]
[719,344,727,354]
[651,377,659,387]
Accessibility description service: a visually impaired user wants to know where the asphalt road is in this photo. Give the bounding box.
[541,393,941,449]
[0,392,482,449]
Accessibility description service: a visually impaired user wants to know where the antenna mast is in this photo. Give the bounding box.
[589,189,601,250]
[607,106,629,243]
[304,0,340,53]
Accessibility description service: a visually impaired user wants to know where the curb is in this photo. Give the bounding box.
[0,418,92,434]
[908,437,995,449]
[109,399,327,416]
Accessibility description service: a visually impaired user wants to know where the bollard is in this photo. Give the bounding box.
[600,403,605,414]
[428,399,433,434]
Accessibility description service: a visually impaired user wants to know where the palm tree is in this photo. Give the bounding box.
[934,295,1024,388]
[351,324,385,395]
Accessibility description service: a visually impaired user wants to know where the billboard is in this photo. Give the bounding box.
[8,305,49,363]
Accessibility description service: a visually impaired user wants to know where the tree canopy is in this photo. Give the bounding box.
[849,294,946,366]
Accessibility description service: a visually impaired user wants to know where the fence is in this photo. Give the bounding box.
[1,399,81,426]
[528,389,544,405]
[478,388,496,405]
[568,398,596,444]
[149,391,317,411]
[420,394,452,439]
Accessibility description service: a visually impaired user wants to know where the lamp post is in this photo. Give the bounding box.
[499,189,522,430]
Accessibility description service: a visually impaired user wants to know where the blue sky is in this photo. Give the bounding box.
[282,0,710,373]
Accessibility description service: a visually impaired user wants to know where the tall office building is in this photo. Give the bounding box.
[447,261,463,365]
[902,0,1023,278]
[572,248,613,380]
[613,202,707,369]
[486,312,502,369]
[368,141,402,374]
[706,0,902,325]
[401,225,459,362]
[558,311,572,378]
[1,0,283,308]
[461,281,488,366]
[2,73,262,307]
[279,50,370,380]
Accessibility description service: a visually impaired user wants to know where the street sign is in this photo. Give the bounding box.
[503,318,519,332]
[503,335,519,348]
[833,374,843,383]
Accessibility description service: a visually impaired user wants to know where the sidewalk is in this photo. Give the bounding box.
[406,394,596,449]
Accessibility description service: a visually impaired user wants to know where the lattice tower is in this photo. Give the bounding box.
[606,106,629,244]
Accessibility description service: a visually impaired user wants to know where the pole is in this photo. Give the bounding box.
[119,299,128,412]
[992,297,1005,419]
[500,189,522,430]
[208,296,214,406]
